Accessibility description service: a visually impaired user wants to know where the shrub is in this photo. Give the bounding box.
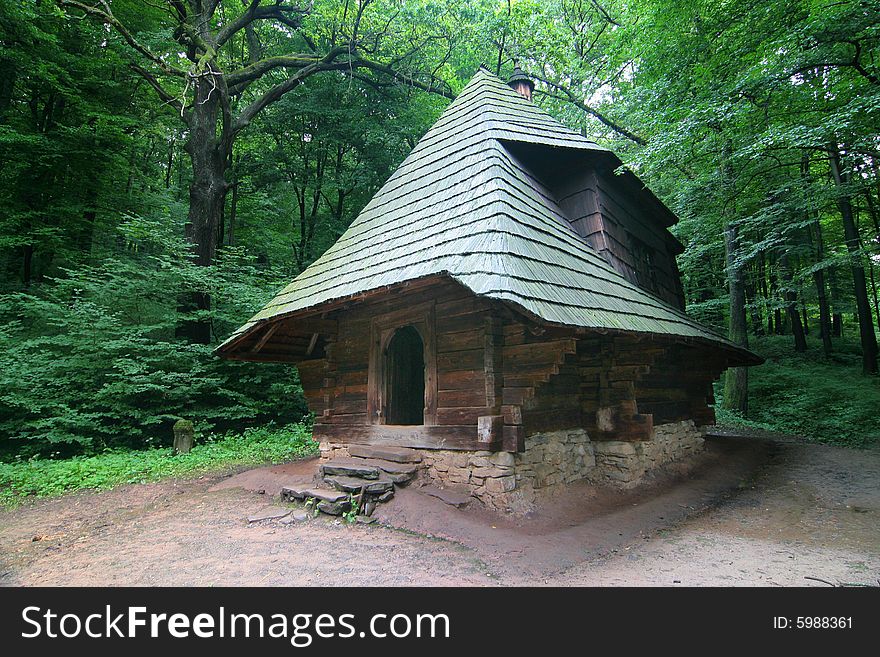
[0,214,308,458]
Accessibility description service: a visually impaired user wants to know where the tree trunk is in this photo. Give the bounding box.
[177,75,228,344]
[814,263,833,355]
[165,137,175,189]
[22,244,33,289]
[780,252,807,352]
[723,220,749,412]
[228,179,239,246]
[759,251,772,334]
[721,143,749,412]
[864,192,880,332]
[828,146,878,374]
[0,58,15,123]
[803,155,833,355]
[746,264,763,335]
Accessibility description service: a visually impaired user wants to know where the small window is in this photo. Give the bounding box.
[630,235,659,294]
[383,325,425,425]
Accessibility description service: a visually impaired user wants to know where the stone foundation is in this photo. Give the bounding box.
[318,442,351,461]
[318,420,705,513]
[590,420,704,488]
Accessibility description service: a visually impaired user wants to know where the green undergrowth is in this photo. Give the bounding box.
[715,335,880,448]
[0,424,317,508]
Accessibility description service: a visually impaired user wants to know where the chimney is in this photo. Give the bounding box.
[506,66,534,101]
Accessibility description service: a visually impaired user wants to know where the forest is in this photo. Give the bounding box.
[1,0,878,471]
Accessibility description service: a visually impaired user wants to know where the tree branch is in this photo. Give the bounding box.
[232,49,455,136]
[351,59,455,99]
[58,0,186,77]
[130,64,184,114]
[226,53,329,89]
[232,47,351,135]
[531,73,646,145]
[216,0,310,47]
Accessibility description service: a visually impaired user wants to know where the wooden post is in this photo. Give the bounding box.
[173,420,194,455]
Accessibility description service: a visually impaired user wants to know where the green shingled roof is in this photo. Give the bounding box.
[219,68,750,360]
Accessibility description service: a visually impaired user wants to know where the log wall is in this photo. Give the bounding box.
[289,280,725,452]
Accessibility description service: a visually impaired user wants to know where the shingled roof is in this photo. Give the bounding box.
[218,68,756,363]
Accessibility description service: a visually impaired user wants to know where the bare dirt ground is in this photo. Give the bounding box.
[1,435,877,587]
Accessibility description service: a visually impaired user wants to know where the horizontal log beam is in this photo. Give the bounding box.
[313,424,505,452]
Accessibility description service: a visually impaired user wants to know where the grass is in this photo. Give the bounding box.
[715,334,880,448]
[0,423,317,508]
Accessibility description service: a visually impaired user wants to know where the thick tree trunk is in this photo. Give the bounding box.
[177,76,227,344]
[829,147,879,374]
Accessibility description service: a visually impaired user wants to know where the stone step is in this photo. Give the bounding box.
[383,471,415,485]
[317,501,347,516]
[323,474,395,495]
[348,444,422,463]
[320,460,380,479]
[281,485,349,504]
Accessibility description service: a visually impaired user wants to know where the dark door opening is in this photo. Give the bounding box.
[384,325,425,425]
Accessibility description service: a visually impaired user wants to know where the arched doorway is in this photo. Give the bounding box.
[384,325,425,425]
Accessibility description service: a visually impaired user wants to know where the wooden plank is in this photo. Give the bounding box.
[502,386,534,405]
[436,406,492,425]
[313,424,492,452]
[321,412,369,425]
[435,295,492,318]
[438,328,484,352]
[437,348,484,371]
[335,369,368,386]
[438,370,486,390]
[484,314,503,412]
[332,398,367,415]
[305,332,319,356]
[477,415,503,447]
[502,339,576,367]
[250,323,280,353]
[501,404,522,425]
[502,425,525,453]
[285,317,338,335]
[436,312,483,335]
[438,389,486,407]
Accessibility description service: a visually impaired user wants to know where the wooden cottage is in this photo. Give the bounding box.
[217,68,761,512]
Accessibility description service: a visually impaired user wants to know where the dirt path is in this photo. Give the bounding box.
[1,437,877,587]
